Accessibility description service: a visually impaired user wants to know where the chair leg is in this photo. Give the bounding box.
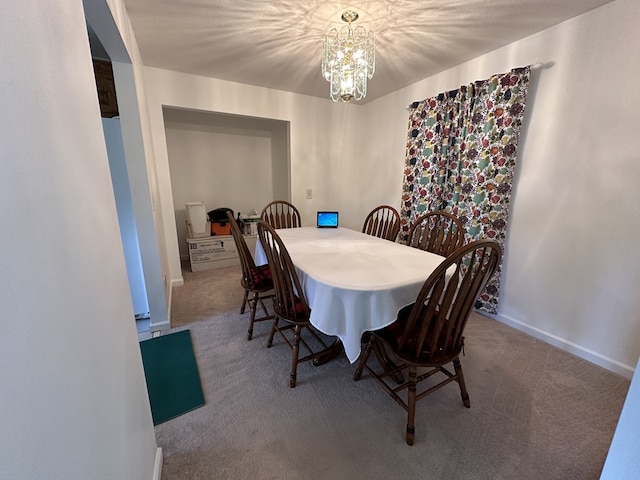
[240,289,249,314]
[247,292,259,341]
[372,342,404,384]
[289,325,302,388]
[267,317,279,348]
[406,365,417,446]
[453,357,470,408]
[354,335,375,381]
[258,295,272,318]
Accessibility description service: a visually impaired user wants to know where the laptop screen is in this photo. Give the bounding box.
[317,211,339,228]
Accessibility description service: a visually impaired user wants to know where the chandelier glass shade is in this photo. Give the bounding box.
[321,11,375,103]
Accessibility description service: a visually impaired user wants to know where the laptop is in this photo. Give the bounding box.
[317,211,339,228]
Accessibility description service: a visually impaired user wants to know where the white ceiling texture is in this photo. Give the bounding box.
[121,0,614,103]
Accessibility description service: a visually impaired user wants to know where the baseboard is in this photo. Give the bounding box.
[166,277,184,327]
[491,312,635,379]
[153,447,163,480]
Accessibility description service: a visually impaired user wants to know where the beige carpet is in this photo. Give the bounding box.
[171,262,245,328]
[161,263,629,480]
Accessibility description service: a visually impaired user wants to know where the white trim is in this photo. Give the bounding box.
[491,312,635,379]
[149,319,170,332]
[153,447,163,480]
[165,277,184,327]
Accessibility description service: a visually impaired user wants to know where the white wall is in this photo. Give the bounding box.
[163,109,286,258]
[143,68,361,288]
[0,0,158,479]
[360,0,640,377]
[103,117,149,315]
[110,59,170,330]
[601,356,640,478]
[86,0,169,331]
[166,121,271,257]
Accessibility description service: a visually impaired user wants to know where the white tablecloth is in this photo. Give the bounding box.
[255,227,446,363]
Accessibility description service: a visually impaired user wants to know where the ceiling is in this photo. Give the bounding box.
[121,0,614,103]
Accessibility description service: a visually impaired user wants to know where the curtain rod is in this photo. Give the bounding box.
[406,63,551,110]
[530,61,554,70]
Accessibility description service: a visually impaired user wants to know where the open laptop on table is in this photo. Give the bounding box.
[317,211,339,228]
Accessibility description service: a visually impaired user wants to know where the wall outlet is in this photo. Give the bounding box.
[305,188,313,199]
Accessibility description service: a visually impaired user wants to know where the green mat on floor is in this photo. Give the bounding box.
[139,329,205,425]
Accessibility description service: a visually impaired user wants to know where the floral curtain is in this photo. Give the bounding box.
[400,66,531,314]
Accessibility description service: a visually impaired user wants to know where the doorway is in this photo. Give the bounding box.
[162,107,291,263]
[84,3,169,334]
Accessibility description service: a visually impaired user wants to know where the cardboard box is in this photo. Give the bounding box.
[186,235,239,271]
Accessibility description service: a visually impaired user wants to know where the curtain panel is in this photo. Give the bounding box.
[400,66,530,313]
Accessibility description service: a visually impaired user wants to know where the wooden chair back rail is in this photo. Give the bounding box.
[406,211,464,257]
[227,212,258,289]
[403,242,500,358]
[260,200,301,229]
[362,205,401,241]
[261,230,309,321]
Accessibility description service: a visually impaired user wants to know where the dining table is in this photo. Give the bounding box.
[254,226,447,363]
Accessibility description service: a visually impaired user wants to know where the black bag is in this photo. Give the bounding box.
[207,208,234,223]
[208,207,234,235]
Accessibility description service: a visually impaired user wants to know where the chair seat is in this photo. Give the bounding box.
[274,295,308,323]
[251,264,273,290]
[378,305,462,364]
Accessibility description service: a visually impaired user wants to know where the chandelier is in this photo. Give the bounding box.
[321,10,375,103]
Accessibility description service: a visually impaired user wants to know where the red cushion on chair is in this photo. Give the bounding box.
[382,304,429,354]
[294,297,306,314]
[250,264,273,289]
[276,295,308,321]
[381,304,455,360]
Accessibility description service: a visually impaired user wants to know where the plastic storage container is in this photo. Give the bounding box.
[185,202,210,238]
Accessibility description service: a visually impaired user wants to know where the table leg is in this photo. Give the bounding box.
[313,339,344,366]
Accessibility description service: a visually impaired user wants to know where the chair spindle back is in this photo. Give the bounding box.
[257,221,310,323]
[399,239,501,361]
[406,211,464,257]
[362,205,401,241]
[261,200,301,229]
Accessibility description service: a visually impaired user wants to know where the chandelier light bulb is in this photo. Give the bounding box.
[322,10,375,103]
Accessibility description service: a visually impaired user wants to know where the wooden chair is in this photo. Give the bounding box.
[227,212,275,340]
[406,211,464,257]
[260,200,301,229]
[257,221,333,387]
[354,239,502,445]
[362,205,401,241]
